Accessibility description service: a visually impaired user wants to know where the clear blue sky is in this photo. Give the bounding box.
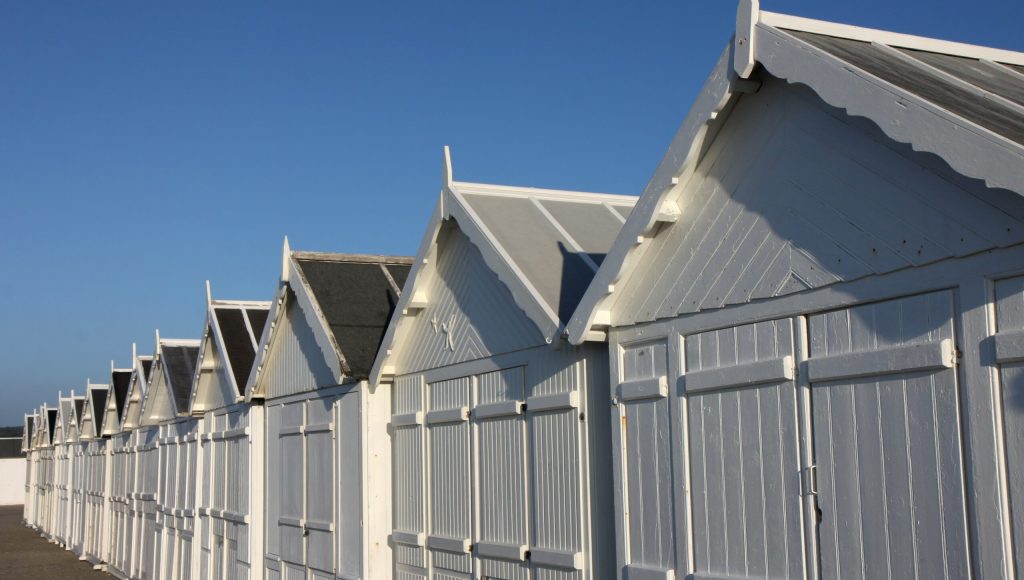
[2,1,1022,426]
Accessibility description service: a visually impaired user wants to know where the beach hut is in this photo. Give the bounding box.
[53,391,85,547]
[22,413,37,526]
[109,348,154,580]
[368,150,636,579]
[189,284,270,580]
[69,382,100,556]
[138,333,201,580]
[76,381,111,566]
[245,242,412,580]
[35,404,57,538]
[566,2,1024,579]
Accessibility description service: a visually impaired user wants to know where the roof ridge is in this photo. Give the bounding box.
[453,179,638,204]
[292,251,415,264]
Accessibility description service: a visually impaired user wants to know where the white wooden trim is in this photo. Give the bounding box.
[684,355,794,393]
[390,412,423,427]
[617,376,668,401]
[424,407,469,425]
[472,400,522,419]
[475,540,527,562]
[566,46,737,344]
[759,10,1024,66]
[526,391,580,412]
[624,564,676,580]
[994,328,1024,364]
[530,547,584,570]
[390,530,424,546]
[805,339,954,382]
[426,534,471,553]
[756,23,1024,193]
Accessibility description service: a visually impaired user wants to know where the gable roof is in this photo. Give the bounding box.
[119,347,155,432]
[79,384,109,440]
[189,284,270,413]
[369,148,636,384]
[140,333,200,425]
[22,414,34,452]
[45,407,57,446]
[567,0,1024,343]
[246,241,413,399]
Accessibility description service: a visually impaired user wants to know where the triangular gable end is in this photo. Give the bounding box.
[22,414,34,452]
[246,242,411,400]
[121,354,154,431]
[190,287,270,415]
[568,0,1024,343]
[104,363,133,436]
[45,407,58,447]
[140,338,200,426]
[370,148,636,383]
[79,385,109,440]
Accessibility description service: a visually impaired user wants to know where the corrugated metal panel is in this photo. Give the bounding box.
[391,226,542,375]
[809,290,969,580]
[684,319,804,578]
[613,76,1024,328]
[263,296,337,399]
[994,275,1024,576]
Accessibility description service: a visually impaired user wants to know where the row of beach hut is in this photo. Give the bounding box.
[19,4,1024,579]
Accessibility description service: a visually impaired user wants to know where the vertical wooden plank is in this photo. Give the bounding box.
[959,278,1014,579]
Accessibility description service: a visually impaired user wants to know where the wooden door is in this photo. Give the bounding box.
[807,290,970,579]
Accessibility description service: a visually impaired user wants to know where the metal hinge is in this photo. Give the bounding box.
[800,464,818,496]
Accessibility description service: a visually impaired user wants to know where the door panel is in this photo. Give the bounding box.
[808,290,969,580]
[305,398,334,576]
[994,275,1024,576]
[427,377,473,578]
[684,318,804,579]
[617,340,675,576]
[475,367,530,579]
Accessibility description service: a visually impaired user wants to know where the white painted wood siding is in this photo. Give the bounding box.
[262,294,336,399]
[809,290,969,580]
[612,77,1024,328]
[389,225,543,375]
[995,275,1024,577]
[392,345,603,580]
[684,319,805,579]
[266,388,350,580]
[616,340,676,579]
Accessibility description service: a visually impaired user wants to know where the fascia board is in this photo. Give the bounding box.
[288,256,347,381]
[446,183,562,340]
[186,315,215,416]
[368,200,446,386]
[244,283,288,401]
[566,44,737,343]
[759,10,1024,66]
[756,23,1024,193]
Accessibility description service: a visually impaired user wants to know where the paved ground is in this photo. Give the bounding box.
[0,505,110,579]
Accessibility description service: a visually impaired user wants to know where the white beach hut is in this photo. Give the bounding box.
[188,284,270,580]
[245,243,412,580]
[566,3,1024,579]
[368,150,636,579]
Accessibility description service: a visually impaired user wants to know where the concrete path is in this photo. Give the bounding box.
[0,505,109,579]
